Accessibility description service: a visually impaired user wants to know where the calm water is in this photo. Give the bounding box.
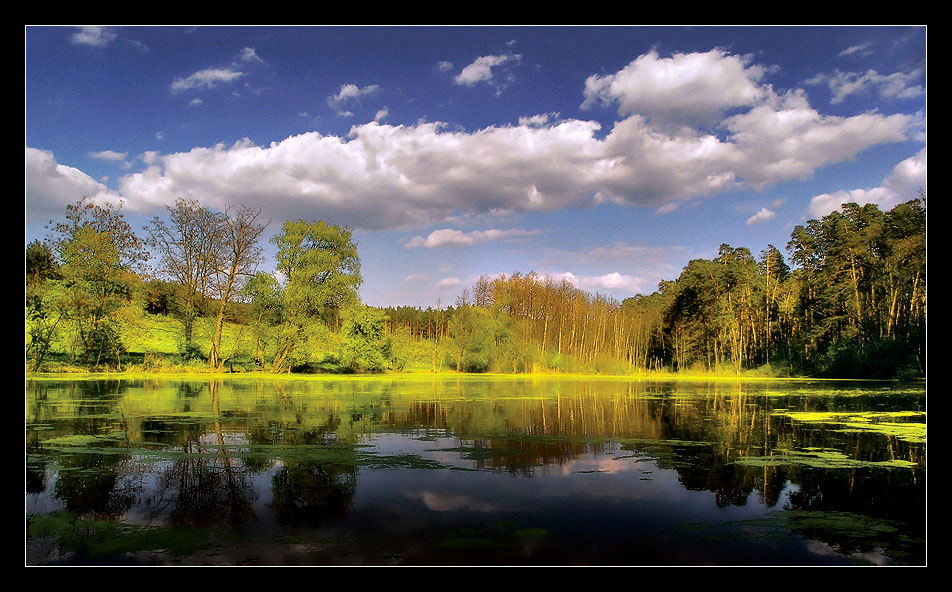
[25,375,926,565]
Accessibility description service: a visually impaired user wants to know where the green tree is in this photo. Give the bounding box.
[340,306,392,372]
[26,280,67,371]
[57,226,138,366]
[242,271,284,368]
[49,198,150,272]
[26,239,59,293]
[39,200,146,369]
[448,300,505,373]
[267,219,362,372]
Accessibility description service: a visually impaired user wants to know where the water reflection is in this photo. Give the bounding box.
[25,376,925,565]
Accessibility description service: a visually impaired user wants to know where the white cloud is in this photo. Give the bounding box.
[437,60,454,72]
[745,207,776,225]
[838,43,873,57]
[88,150,128,162]
[722,89,911,188]
[25,148,123,223]
[807,68,925,104]
[436,277,462,287]
[454,54,521,87]
[405,228,542,249]
[171,68,244,93]
[328,83,380,115]
[97,96,912,230]
[808,148,926,218]
[519,112,558,127]
[70,26,116,47]
[581,49,768,127]
[329,83,379,105]
[549,271,645,296]
[33,47,916,232]
[189,97,203,106]
[155,131,166,140]
[374,107,389,122]
[239,47,263,63]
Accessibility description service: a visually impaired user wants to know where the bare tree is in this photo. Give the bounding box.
[146,198,227,346]
[209,205,268,369]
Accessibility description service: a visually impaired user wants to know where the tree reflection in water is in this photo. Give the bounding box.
[26,377,925,564]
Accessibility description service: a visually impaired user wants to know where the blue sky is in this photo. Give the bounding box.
[25,26,927,308]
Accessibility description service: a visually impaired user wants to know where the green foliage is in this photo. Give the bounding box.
[340,306,392,372]
[263,219,363,373]
[57,225,139,367]
[26,280,67,371]
[25,196,925,379]
[446,304,518,373]
[273,219,362,323]
[26,239,59,290]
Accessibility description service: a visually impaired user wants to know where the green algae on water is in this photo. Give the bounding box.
[773,410,926,444]
[735,448,918,469]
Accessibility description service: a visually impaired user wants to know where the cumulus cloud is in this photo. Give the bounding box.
[328,83,380,115]
[99,100,913,229]
[722,89,911,187]
[808,148,926,218]
[746,207,776,225]
[405,228,542,249]
[454,54,521,87]
[330,84,379,103]
[30,49,917,232]
[25,148,122,223]
[70,26,116,47]
[114,120,619,227]
[806,68,925,104]
[581,49,768,127]
[171,68,244,93]
[88,150,128,162]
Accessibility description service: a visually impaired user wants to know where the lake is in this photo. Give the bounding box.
[25,375,926,566]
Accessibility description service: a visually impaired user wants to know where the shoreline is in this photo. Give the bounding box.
[25,369,922,383]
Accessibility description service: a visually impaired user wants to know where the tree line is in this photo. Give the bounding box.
[26,194,925,378]
[383,194,925,378]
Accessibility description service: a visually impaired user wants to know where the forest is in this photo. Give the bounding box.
[25,194,926,379]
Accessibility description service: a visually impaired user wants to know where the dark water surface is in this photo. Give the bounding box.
[25,375,926,565]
